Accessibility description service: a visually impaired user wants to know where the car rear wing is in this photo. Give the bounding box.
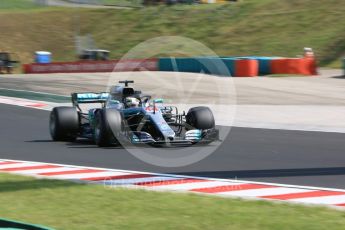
[71,92,109,106]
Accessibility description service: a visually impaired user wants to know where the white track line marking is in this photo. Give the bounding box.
[0,97,46,107]
[101,176,178,186]
[12,167,85,175]
[0,162,39,169]
[151,181,242,191]
[218,187,311,197]
[291,195,345,205]
[46,171,133,180]
[0,96,51,111]
[0,161,19,165]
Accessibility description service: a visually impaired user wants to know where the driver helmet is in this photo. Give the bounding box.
[126,97,140,108]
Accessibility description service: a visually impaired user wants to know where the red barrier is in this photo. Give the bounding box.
[304,57,318,75]
[271,58,317,75]
[23,58,158,74]
[234,59,259,77]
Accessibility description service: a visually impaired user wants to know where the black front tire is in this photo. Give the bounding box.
[186,106,215,130]
[50,107,79,141]
[94,109,122,147]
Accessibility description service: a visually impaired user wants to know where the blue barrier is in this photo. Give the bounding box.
[158,57,233,76]
[221,58,236,76]
[176,58,201,73]
[158,56,279,76]
[158,57,174,71]
[256,57,272,75]
[196,57,230,76]
[158,57,201,72]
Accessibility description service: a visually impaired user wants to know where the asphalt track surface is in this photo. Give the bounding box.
[1,104,345,189]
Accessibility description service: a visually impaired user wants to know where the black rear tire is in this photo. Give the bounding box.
[186,106,215,130]
[50,107,79,141]
[94,109,122,147]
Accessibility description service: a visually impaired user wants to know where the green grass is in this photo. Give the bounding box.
[1,173,345,230]
[98,0,143,7]
[0,0,45,10]
[0,89,70,102]
[0,0,345,67]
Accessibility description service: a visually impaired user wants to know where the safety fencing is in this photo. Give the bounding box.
[22,56,317,77]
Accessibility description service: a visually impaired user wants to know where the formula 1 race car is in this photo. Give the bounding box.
[49,80,219,147]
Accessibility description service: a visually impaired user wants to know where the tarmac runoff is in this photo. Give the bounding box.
[2,95,344,133]
[0,69,344,105]
[0,68,344,133]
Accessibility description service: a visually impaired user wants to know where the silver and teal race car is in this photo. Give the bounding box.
[49,80,219,147]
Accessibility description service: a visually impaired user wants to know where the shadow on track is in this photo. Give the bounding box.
[26,139,161,150]
[174,167,345,179]
[331,75,345,79]
[26,140,55,143]
[26,139,117,149]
